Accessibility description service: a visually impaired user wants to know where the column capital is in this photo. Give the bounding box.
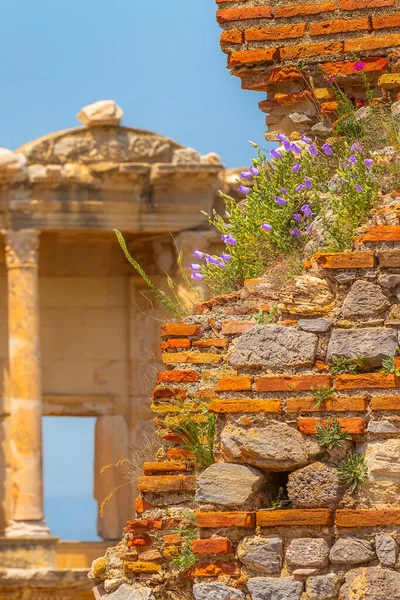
[4,229,39,269]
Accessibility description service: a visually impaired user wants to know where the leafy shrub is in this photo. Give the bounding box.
[329,355,370,376]
[381,356,400,376]
[170,511,199,572]
[338,450,368,494]
[311,386,335,408]
[316,417,352,449]
[253,305,280,325]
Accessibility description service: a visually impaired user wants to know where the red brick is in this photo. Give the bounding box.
[372,14,400,29]
[275,2,335,17]
[321,101,339,115]
[334,373,398,389]
[298,417,365,434]
[360,225,400,242]
[314,251,374,269]
[124,519,163,533]
[143,462,187,475]
[336,509,400,527]
[135,497,153,514]
[193,338,229,348]
[209,399,282,413]
[164,534,181,545]
[161,338,191,350]
[152,386,187,400]
[157,370,200,383]
[195,512,255,528]
[280,42,343,61]
[162,351,222,365]
[217,6,272,23]
[257,509,332,527]
[221,320,256,334]
[160,323,202,337]
[229,48,278,67]
[193,561,240,577]
[310,17,370,36]
[256,374,332,393]
[286,397,367,413]
[339,0,394,8]
[370,396,400,410]
[216,376,253,391]
[166,448,195,460]
[241,66,302,91]
[220,30,244,45]
[127,536,152,548]
[345,34,400,53]
[259,99,280,113]
[192,538,233,555]
[137,475,197,493]
[245,24,306,42]
[274,90,313,106]
[322,57,387,76]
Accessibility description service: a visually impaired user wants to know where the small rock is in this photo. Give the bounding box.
[330,538,376,565]
[287,463,342,509]
[385,305,400,325]
[279,275,335,316]
[105,585,155,600]
[361,439,400,482]
[196,463,265,507]
[104,580,124,593]
[237,537,282,574]
[378,274,400,289]
[326,328,398,367]
[341,280,389,318]
[298,318,330,333]
[340,566,400,599]
[247,577,303,600]
[376,534,399,567]
[93,584,106,600]
[286,538,330,569]
[77,100,123,126]
[193,583,245,600]
[391,101,400,119]
[335,271,356,284]
[368,420,397,433]
[306,573,340,600]
[312,122,332,135]
[355,106,372,121]
[292,568,319,577]
[289,112,313,123]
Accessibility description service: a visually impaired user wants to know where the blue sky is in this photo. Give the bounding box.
[1,0,270,540]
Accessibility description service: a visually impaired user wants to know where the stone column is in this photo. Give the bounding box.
[4,229,49,537]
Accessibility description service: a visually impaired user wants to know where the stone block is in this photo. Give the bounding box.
[192,538,232,555]
[105,584,155,600]
[330,539,376,564]
[298,318,330,332]
[306,573,340,600]
[237,537,282,573]
[339,566,400,600]
[327,328,398,367]
[247,577,303,600]
[287,463,342,509]
[367,420,396,433]
[361,439,400,482]
[193,583,245,600]
[286,538,330,568]
[256,509,332,527]
[336,509,400,527]
[375,534,398,567]
[341,281,389,318]
[196,463,265,506]
[195,511,255,528]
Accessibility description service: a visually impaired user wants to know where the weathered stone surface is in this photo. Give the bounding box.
[378,274,400,289]
[367,420,396,433]
[196,463,265,506]
[375,534,398,567]
[0,148,28,182]
[193,583,245,600]
[361,439,400,482]
[286,538,330,569]
[335,271,356,284]
[326,328,398,368]
[287,463,342,509]
[77,100,123,126]
[237,537,282,574]
[220,420,321,471]
[386,305,400,325]
[230,325,317,369]
[247,577,303,600]
[330,538,375,565]
[278,275,335,316]
[298,318,330,333]
[106,584,155,600]
[306,573,340,600]
[340,566,400,600]
[341,280,389,318]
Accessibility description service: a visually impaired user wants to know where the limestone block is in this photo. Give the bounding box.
[340,566,400,600]
[361,439,400,482]
[105,585,155,600]
[77,100,123,127]
[341,280,389,318]
[0,148,27,182]
[172,147,201,164]
[247,577,303,600]
[287,463,342,509]
[230,325,317,369]
[220,419,321,471]
[326,328,398,367]
[278,275,334,316]
[196,463,265,506]
[375,534,398,567]
[237,537,282,574]
[298,318,330,333]
[306,573,340,600]
[193,583,245,600]
[286,538,330,569]
[330,539,376,565]
[367,420,396,433]
[378,274,400,289]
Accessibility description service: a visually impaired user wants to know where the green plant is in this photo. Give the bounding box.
[329,355,370,376]
[170,511,199,572]
[316,417,352,449]
[253,304,280,325]
[311,386,335,408]
[381,356,400,376]
[338,450,368,494]
[271,487,291,509]
[161,405,216,469]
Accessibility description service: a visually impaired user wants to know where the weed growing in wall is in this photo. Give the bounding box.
[338,450,368,494]
[329,356,370,376]
[170,510,199,573]
[381,356,400,377]
[316,417,352,449]
[311,386,335,409]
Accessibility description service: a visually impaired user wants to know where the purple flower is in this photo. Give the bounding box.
[305,223,312,234]
[221,234,237,246]
[191,272,204,281]
[261,223,273,231]
[217,261,227,269]
[301,204,312,217]
[274,196,287,206]
[348,154,356,165]
[322,143,333,156]
[353,61,365,72]
[304,177,313,190]
[293,213,302,222]
[220,253,232,262]
[308,144,318,157]
[193,250,205,259]
[240,171,252,179]
[355,184,363,192]
[291,227,301,238]
[301,135,312,144]
[238,185,250,195]
[270,149,282,160]
[350,142,362,153]
[342,161,348,168]
[364,158,374,169]
[250,166,260,176]
[292,163,301,173]
[276,133,288,142]
[325,76,336,83]
[291,143,302,154]
[283,140,292,152]
[296,184,304,192]
[190,263,202,271]
[280,187,289,195]
[206,255,220,265]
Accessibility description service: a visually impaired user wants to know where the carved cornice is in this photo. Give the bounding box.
[4,229,39,269]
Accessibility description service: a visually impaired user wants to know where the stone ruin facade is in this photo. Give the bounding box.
[90,196,400,600]
[216,0,400,139]
[0,100,228,599]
